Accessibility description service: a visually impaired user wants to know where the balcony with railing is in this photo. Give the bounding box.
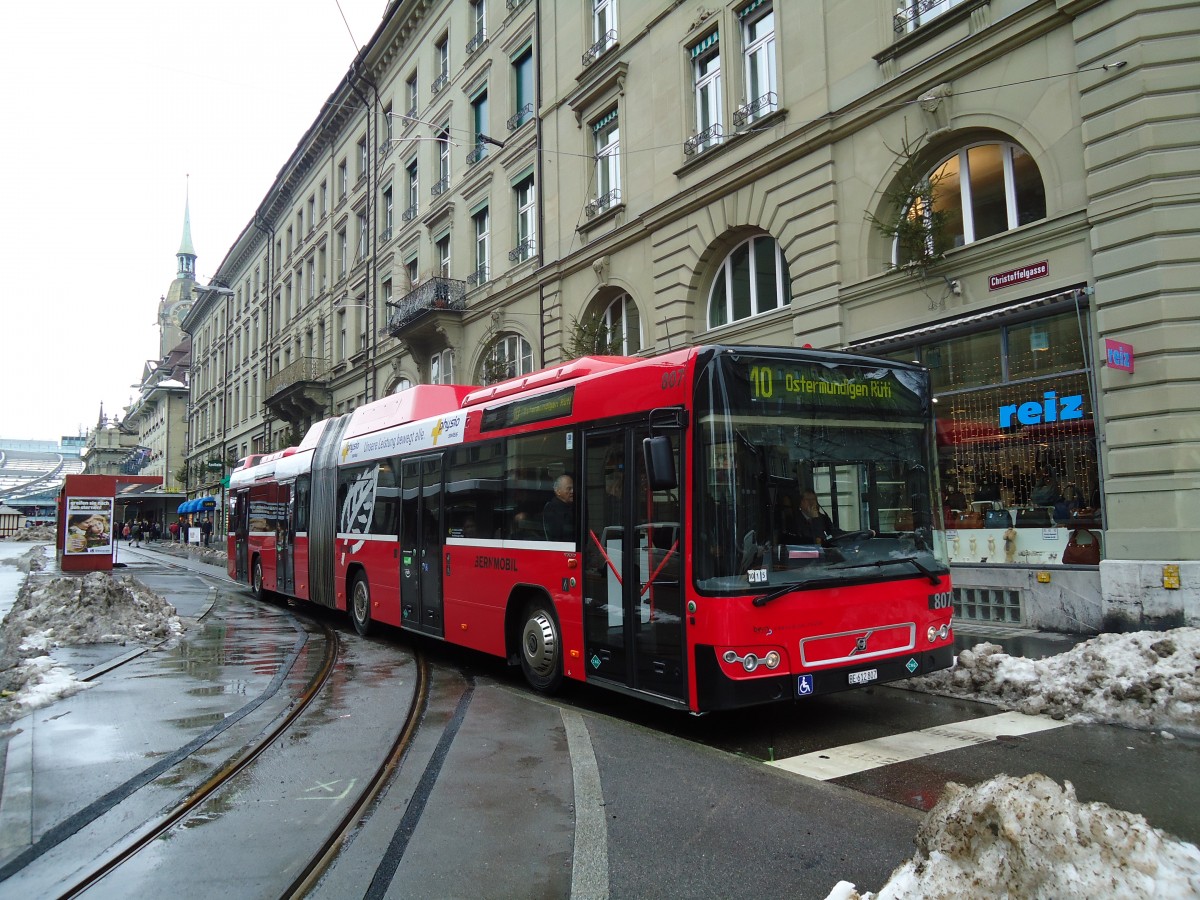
[582,30,617,67]
[432,71,449,95]
[385,277,468,341]
[733,92,778,127]
[684,123,723,157]
[585,189,621,219]
[507,103,534,132]
[508,237,536,263]
[466,142,487,166]
[466,264,489,287]
[264,356,331,430]
[402,203,418,222]
[466,28,487,56]
[431,176,450,198]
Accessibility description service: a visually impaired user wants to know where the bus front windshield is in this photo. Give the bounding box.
[694,351,949,593]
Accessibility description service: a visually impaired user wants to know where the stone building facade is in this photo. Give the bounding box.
[183,0,1198,629]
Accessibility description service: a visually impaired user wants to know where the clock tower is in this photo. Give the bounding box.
[157,198,198,358]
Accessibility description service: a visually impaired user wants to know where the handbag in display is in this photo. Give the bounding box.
[985,508,1013,529]
[1062,528,1101,565]
[1016,507,1052,528]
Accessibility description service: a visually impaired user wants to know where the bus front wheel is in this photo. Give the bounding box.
[519,601,563,694]
[350,573,373,637]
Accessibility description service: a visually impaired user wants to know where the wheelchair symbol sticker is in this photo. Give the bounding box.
[797,675,814,696]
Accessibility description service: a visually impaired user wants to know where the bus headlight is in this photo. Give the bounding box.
[939,624,950,641]
[764,650,781,669]
[721,648,784,674]
[927,626,938,643]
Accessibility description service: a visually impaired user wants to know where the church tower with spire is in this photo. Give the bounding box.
[157,197,198,358]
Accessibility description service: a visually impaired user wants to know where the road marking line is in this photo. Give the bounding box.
[562,710,609,900]
[769,710,1067,781]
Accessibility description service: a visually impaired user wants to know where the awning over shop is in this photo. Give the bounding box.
[177,496,218,514]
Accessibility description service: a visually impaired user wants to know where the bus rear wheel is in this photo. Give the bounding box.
[252,558,265,602]
[519,601,563,693]
[350,573,373,637]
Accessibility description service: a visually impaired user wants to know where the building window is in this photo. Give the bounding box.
[337,310,347,362]
[590,108,620,215]
[602,293,641,354]
[471,206,490,285]
[434,34,450,93]
[393,378,413,394]
[736,2,776,125]
[430,348,455,384]
[469,87,489,163]
[405,72,419,119]
[706,234,791,329]
[436,233,451,278]
[337,228,348,277]
[406,158,419,219]
[896,0,965,34]
[510,46,534,130]
[356,211,368,261]
[382,186,393,240]
[405,256,418,288]
[338,160,348,198]
[320,181,328,218]
[357,136,369,179]
[512,174,536,262]
[468,0,487,53]
[307,258,316,301]
[435,122,451,195]
[480,333,533,384]
[585,0,618,65]
[307,195,316,232]
[897,141,1047,266]
[688,33,722,154]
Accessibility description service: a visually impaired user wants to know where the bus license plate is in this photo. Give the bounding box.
[848,668,878,686]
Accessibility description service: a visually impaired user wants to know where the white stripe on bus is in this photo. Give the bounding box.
[445,536,575,552]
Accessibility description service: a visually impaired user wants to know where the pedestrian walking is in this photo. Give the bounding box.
[132,521,143,548]
[122,522,132,545]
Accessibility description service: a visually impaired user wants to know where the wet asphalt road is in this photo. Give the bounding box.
[1,543,1198,898]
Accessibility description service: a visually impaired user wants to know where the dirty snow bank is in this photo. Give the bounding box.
[151,541,227,566]
[0,543,53,574]
[902,628,1200,736]
[0,571,182,722]
[5,525,57,542]
[826,773,1200,899]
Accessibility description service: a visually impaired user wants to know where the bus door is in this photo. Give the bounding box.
[583,427,685,701]
[277,483,296,595]
[233,490,249,582]
[400,453,445,636]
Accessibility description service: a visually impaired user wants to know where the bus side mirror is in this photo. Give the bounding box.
[643,435,677,491]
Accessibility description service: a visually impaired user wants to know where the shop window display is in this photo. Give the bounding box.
[895,309,1101,566]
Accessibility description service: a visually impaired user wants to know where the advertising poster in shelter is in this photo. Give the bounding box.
[64,496,115,555]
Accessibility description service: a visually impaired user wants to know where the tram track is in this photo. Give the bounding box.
[36,548,435,899]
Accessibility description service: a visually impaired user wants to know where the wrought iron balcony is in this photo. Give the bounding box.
[582,30,616,67]
[431,176,450,198]
[508,237,536,263]
[402,203,418,222]
[266,356,330,399]
[385,277,468,336]
[733,92,778,127]
[466,28,487,56]
[380,224,393,243]
[432,71,449,95]
[466,264,489,286]
[405,103,417,122]
[585,188,622,218]
[466,142,487,165]
[684,123,723,157]
[507,103,533,132]
[894,0,955,33]
[506,0,528,10]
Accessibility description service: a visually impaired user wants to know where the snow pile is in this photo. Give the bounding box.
[0,544,53,574]
[152,542,227,566]
[826,774,1200,899]
[0,571,182,722]
[6,525,57,542]
[904,628,1200,735]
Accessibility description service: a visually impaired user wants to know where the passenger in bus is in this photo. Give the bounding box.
[508,511,542,540]
[543,475,575,541]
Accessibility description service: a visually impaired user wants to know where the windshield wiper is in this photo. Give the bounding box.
[752,582,803,607]
[829,556,942,585]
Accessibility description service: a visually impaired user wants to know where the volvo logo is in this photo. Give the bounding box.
[850,630,873,655]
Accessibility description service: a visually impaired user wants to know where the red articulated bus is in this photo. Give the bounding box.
[228,345,954,712]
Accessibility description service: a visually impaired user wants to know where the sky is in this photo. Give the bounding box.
[0,0,392,443]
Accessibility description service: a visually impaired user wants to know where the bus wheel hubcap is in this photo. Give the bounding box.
[523,613,556,676]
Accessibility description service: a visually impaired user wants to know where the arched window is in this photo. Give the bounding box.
[707,235,792,329]
[391,378,413,394]
[479,333,534,384]
[602,293,641,355]
[898,142,1046,265]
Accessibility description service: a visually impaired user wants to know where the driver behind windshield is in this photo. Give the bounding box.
[793,490,873,545]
